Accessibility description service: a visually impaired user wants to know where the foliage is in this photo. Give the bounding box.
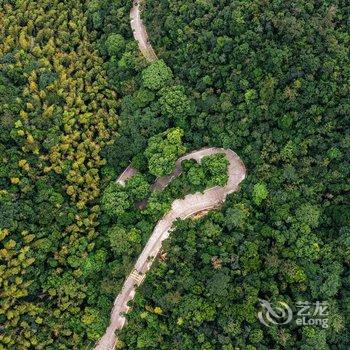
[201,153,229,187]
[144,128,186,177]
[159,84,193,126]
[1,0,349,348]
[106,33,126,57]
[102,183,131,218]
[252,182,268,205]
[142,59,173,91]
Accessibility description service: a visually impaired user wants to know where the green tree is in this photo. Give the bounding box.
[225,203,249,230]
[144,127,186,177]
[142,59,173,90]
[296,204,320,228]
[186,164,205,187]
[201,153,229,186]
[159,85,193,125]
[108,225,141,256]
[101,183,131,218]
[106,33,126,57]
[125,173,151,202]
[252,183,268,205]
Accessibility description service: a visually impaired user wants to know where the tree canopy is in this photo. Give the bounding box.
[0,0,349,348]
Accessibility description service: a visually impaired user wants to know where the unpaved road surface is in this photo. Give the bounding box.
[116,165,138,186]
[130,0,157,62]
[94,148,246,350]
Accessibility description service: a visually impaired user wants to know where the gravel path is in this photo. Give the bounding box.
[94,148,246,350]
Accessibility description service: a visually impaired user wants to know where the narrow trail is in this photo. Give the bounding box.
[94,3,247,350]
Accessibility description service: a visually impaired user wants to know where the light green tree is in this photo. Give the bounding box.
[144,128,186,177]
[252,182,268,205]
[142,59,173,90]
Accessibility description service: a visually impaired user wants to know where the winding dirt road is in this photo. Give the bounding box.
[94,149,246,350]
[94,2,246,349]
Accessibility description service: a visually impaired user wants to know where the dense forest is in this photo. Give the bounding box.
[0,0,349,349]
[118,0,350,349]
